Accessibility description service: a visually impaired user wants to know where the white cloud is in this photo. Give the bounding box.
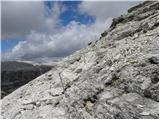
[2,1,142,61]
[1,1,64,39]
[2,19,111,61]
[2,1,44,39]
[79,1,140,23]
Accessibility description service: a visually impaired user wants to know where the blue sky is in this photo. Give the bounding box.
[2,1,95,52]
[60,1,95,25]
[2,39,21,52]
[1,1,140,61]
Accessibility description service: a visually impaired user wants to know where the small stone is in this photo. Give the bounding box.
[45,98,60,106]
[22,99,33,105]
[134,33,139,38]
[88,42,92,46]
[106,59,112,66]
[24,104,34,110]
[110,66,115,71]
[141,78,151,90]
[48,77,52,80]
[47,73,52,77]
[140,112,150,116]
[101,31,108,37]
[137,104,144,108]
[36,101,41,107]
[100,92,114,100]
[85,101,94,110]
[104,78,112,86]
[48,88,63,96]
[75,68,82,73]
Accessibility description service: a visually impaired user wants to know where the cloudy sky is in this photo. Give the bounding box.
[1,1,141,61]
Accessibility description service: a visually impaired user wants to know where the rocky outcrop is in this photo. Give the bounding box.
[1,61,53,98]
[1,1,159,119]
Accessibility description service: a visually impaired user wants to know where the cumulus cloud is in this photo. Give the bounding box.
[2,1,141,61]
[1,1,64,39]
[79,1,140,23]
[2,19,112,61]
[2,1,44,39]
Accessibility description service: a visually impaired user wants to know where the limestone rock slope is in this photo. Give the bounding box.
[1,1,159,119]
[1,61,52,98]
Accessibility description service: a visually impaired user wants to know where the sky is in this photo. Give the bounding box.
[1,1,141,61]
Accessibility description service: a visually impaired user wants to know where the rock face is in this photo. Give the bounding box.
[1,1,159,119]
[1,61,52,98]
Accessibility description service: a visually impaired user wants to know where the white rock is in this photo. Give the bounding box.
[140,112,150,116]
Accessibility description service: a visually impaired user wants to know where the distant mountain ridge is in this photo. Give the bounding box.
[2,61,49,71]
[1,61,53,98]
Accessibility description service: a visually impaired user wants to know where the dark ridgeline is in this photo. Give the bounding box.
[1,61,53,98]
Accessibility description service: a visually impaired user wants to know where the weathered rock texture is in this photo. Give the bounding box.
[1,61,52,98]
[1,1,159,119]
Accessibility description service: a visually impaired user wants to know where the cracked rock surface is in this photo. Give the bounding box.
[1,1,159,119]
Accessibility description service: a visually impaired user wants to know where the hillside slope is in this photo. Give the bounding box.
[1,1,159,119]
